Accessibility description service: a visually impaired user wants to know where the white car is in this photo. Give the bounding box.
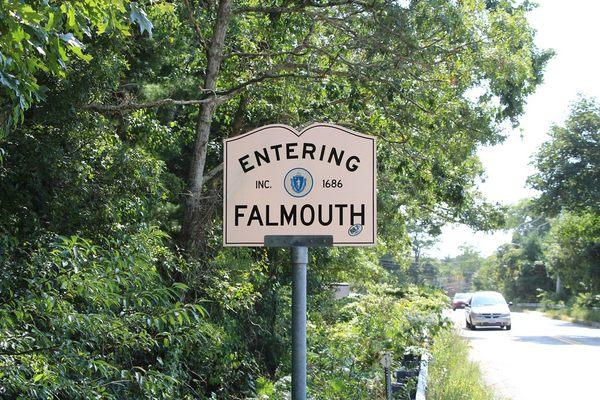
[465,291,512,330]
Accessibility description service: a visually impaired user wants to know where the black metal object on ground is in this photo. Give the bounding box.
[391,352,424,399]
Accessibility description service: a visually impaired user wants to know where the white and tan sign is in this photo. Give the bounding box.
[223,123,376,246]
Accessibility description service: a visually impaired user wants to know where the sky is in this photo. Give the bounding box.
[430,0,600,259]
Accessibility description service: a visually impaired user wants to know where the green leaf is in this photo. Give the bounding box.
[59,33,83,49]
[0,71,19,92]
[129,3,153,37]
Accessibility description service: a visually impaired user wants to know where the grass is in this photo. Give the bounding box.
[427,329,499,400]
[543,305,600,324]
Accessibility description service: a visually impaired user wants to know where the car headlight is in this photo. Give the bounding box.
[472,313,481,317]
[499,313,510,318]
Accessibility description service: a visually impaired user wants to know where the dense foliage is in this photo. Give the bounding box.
[428,329,495,400]
[0,0,152,129]
[450,99,599,306]
[0,0,550,398]
[0,231,211,399]
[528,97,600,216]
[469,200,554,301]
[544,211,599,294]
[259,286,449,399]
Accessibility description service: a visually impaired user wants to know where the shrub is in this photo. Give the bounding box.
[0,229,215,399]
[428,329,497,400]
[252,285,448,399]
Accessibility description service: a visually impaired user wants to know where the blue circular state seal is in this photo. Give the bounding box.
[284,168,313,197]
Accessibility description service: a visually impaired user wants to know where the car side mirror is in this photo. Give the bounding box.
[508,302,513,306]
[465,303,470,308]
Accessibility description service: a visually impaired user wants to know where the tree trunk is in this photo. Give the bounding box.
[182,0,231,253]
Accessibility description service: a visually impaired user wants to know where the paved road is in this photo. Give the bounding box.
[448,309,600,400]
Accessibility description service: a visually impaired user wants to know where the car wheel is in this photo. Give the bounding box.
[453,307,456,311]
[506,324,511,331]
[467,319,475,330]
[465,320,471,329]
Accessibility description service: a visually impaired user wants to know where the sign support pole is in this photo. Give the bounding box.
[385,366,392,400]
[380,351,393,400]
[264,235,332,400]
[291,245,308,400]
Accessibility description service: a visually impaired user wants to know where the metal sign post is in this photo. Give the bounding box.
[380,352,393,400]
[292,245,307,400]
[266,235,332,400]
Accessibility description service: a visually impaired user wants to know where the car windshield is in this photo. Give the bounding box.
[454,293,468,300]
[471,293,506,307]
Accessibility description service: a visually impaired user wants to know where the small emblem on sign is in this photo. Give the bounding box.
[284,168,313,197]
[291,173,307,193]
[348,224,363,236]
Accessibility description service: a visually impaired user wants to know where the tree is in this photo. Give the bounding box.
[407,221,439,265]
[472,201,554,301]
[505,199,551,236]
[437,245,485,293]
[528,97,600,215]
[77,0,550,253]
[527,97,599,298]
[0,0,152,131]
[544,211,600,294]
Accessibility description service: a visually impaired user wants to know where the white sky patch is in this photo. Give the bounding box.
[397,0,411,9]
[430,0,600,259]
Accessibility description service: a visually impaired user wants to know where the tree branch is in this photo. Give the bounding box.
[223,24,315,60]
[203,163,223,183]
[234,0,367,14]
[83,94,235,113]
[0,346,58,356]
[84,98,212,112]
[223,47,310,60]
[183,0,209,50]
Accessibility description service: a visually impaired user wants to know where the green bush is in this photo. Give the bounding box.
[0,229,220,399]
[252,285,449,400]
[428,329,497,400]
[574,292,600,309]
[541,292,600,324]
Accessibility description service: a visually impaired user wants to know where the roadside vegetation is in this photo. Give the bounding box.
[543,307,600,325]
[428,98,598,323]
[428,329,497,400]
[257,285,449,399]
[472,99,599,315]
[541,293,600,324]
